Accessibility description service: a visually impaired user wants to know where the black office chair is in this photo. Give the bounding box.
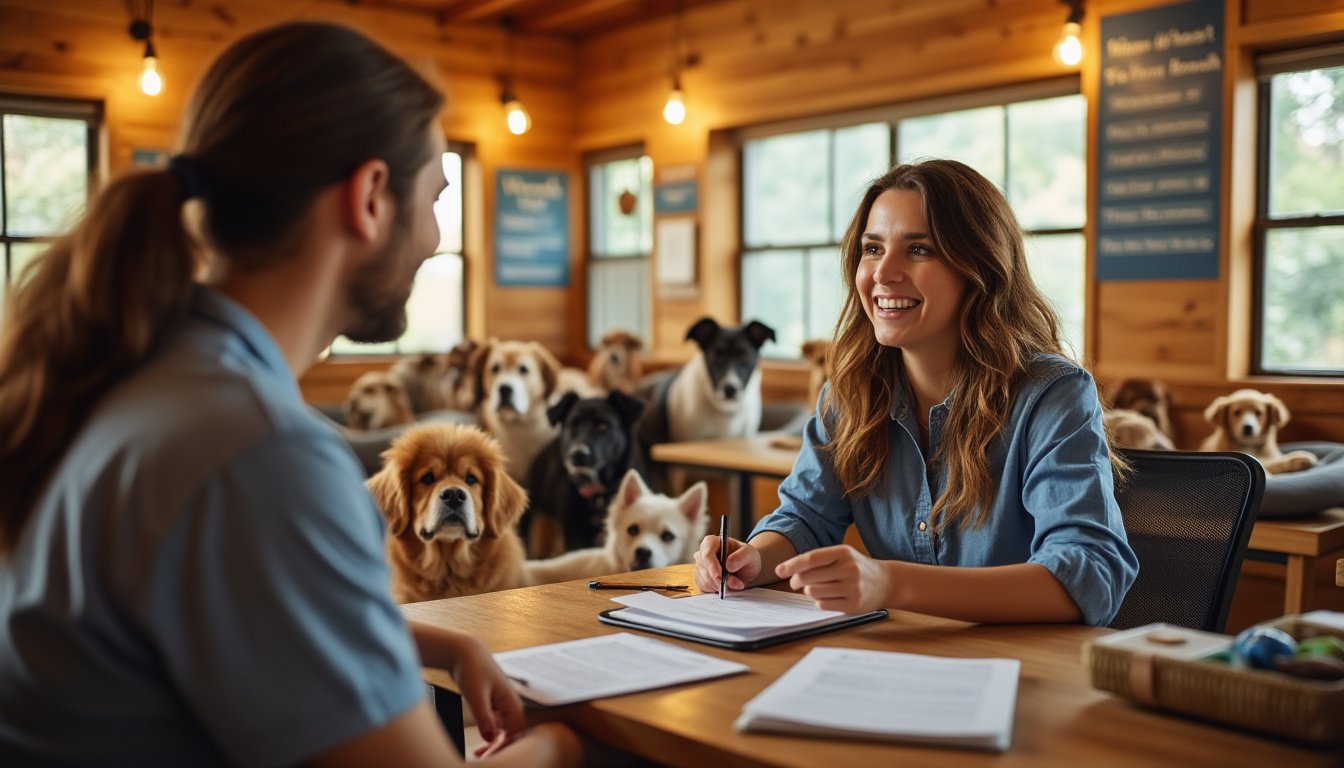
[1108,449,1265,633]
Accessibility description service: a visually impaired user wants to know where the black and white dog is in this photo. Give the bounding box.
[522,390,648,558]
[638,318,776,457]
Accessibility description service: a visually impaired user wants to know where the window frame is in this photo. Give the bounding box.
[584,144,652,351]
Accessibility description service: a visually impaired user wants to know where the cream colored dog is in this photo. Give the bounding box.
[1104,408,1175,451]
[587,330,645,395]
[343,371,415,431]
[471,339,563,484]
[1200,388,1318,474]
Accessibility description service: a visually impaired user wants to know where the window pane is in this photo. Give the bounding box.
[806,246,845,344]
[744,131,830,247]
[742,249,806,358]
[898,106,1004,186]
[1024,233,1085,359]
[1008,95,1086,230]
[587,258,649,349]
[1268,66,1344,218]
[3,114,88,237]
[832,123,891,240]
[1262,226,1344,371]
[434,152,463,254]
[591,156,652,258]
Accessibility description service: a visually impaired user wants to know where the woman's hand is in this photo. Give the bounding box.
[692,534,762,593]
[450,636,525,746]
[775,545,893,614]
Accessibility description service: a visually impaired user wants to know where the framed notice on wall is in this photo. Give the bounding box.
[1096,0,1224,281]
[495,168,570,287]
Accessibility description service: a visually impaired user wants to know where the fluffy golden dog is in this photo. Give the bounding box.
[471,339,563,484]
[587,330,645,395]
[1111,377,1176,445]
[388,353,450,414]
[366,423,528,603]
[344,371,415,431]
[801,338,831,410]
[1104,408,1175,451]
[1200,388,1318,474]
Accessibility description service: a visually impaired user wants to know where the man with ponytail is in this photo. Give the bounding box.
[694,160,1137,627]
[0,22,579,767]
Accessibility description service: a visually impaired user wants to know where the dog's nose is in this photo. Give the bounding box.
[498,383,513,402]
[634,546,652,563]
[440,486,467,508]
[723,384,738,400]
[1241,424,1256,437]
[568,445,593,467]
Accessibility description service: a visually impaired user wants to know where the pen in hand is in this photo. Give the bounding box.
[718,514,728,599]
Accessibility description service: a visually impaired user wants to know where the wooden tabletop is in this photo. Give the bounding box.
[402,564,1339,767]
[1248,507,1344,556]
[650,435,800,477]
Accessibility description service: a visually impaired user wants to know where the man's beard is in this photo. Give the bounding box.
[341,221,418,344]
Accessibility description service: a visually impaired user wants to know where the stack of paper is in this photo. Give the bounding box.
[492,632,747,706]
[736,647,1020,751]
[607,589,852,643]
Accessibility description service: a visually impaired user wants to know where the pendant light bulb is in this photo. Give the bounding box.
[140,42,162,96]
[1053,21,1083,67]
[663,84,686,125]
[503,94,531,135]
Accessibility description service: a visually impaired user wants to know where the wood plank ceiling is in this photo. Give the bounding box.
[323,0,729,38]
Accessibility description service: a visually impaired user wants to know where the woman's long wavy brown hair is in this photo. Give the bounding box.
[823,159,1122,532]
[0,22,444,553]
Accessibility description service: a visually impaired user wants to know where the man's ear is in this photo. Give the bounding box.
[345,158,393,243]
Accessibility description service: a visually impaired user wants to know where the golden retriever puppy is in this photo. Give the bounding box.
[1200,388,1318,474]
[344,371,415,431]
[587,330,645,395]
[366,423,528,603]
[388,353,449,414]
[1112,377,1176,445]
[471,339,563,484]
[801,338,831,410]
[1104,408,1175,451]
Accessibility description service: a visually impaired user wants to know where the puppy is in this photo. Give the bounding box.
[1199,388,1318,474]
[366,423,528,603]
[1111,377,1176,444]
[523,390,648,558]
[800,338,830,410]
[442,338,479,411]
[1104,408,1175,451]
[471,339,563,484]
[525,470,708,585]
[389,353,449,414]
[588,330,644,395]
[344,371,415,431]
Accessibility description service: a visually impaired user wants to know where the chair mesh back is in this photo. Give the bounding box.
[1109,450,1264,633]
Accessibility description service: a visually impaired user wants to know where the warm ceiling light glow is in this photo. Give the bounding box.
[663,86,686,125]
[503,96,531,135]
[1054,21,1083,67]
[140,49,162,96]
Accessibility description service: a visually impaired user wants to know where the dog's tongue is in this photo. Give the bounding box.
[577,483,605,499]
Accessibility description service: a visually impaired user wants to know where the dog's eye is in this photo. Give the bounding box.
[491,363,501,374]
[660,530,676,543]
[597,422,609,432]
[519,364,530,375]
[464,472,479,485]
[626,524,639,537]
[419,471,435,486]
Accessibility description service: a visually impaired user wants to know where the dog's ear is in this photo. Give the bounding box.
[366,458,413,538]
[1265,393,1291,428]
[1203,395,1231,426]
[686,317,720,348]
[617,469,649,508]
[532,343,564,400]
[469,339,494,408]
[547,391,581,427]
[487,464,529,536]
[677,481,708,525]
[608,390,646,428]
[743,320,777,348]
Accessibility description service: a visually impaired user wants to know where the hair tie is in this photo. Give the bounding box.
[167,155,206,201]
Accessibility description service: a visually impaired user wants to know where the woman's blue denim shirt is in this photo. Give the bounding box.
[752,354,1138,626]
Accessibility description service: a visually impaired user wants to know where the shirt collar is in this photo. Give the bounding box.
[189,284,297,396]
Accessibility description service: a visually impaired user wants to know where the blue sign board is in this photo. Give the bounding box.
[1097,0,1224,280]
[654,179,698,214]
[495,169,569,286]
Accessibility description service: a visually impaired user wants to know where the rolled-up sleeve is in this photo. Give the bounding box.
[1020,370,1139,626]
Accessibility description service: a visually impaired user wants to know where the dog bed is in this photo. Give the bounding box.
[1259,441,1344,518]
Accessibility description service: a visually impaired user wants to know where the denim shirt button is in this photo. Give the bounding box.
[917,520,927,532]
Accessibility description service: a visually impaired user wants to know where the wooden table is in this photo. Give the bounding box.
[650,435,799,537]
[402,564,1340,767]
[1248,508,1344,614]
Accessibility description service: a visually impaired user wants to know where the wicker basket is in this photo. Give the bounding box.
[1084,617,1344,746]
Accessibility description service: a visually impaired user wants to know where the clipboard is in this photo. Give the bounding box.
[597,607,889,651]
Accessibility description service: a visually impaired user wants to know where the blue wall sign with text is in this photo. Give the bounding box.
[1097,0,1224,280]
[495,169,569,286]
[654,179,698,214]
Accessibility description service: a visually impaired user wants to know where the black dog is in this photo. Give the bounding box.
[522,389,647,558]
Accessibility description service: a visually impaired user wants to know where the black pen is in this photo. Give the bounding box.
[718,514,728,599]
[587,581,689,591]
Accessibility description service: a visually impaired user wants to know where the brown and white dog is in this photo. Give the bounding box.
[471,339,564,484]
[1199,388,1318,474]
[388,353,450,414]
[344,371,415,431]
[587,330,645,395]
[800,338,831,411]
[1104,408,1175,451]
[1111,377,1176,446]
[366,423,528,603]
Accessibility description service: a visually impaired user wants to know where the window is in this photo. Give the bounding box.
[1,97,100,323]
[740,85,1087,359]
[586,149,652,349]
[329,147,467,355]
[1255,48,1344,375]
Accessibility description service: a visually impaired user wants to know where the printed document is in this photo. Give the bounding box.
[736,647,1020,751]
[493,632,748,706]
[608,588,850,642]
